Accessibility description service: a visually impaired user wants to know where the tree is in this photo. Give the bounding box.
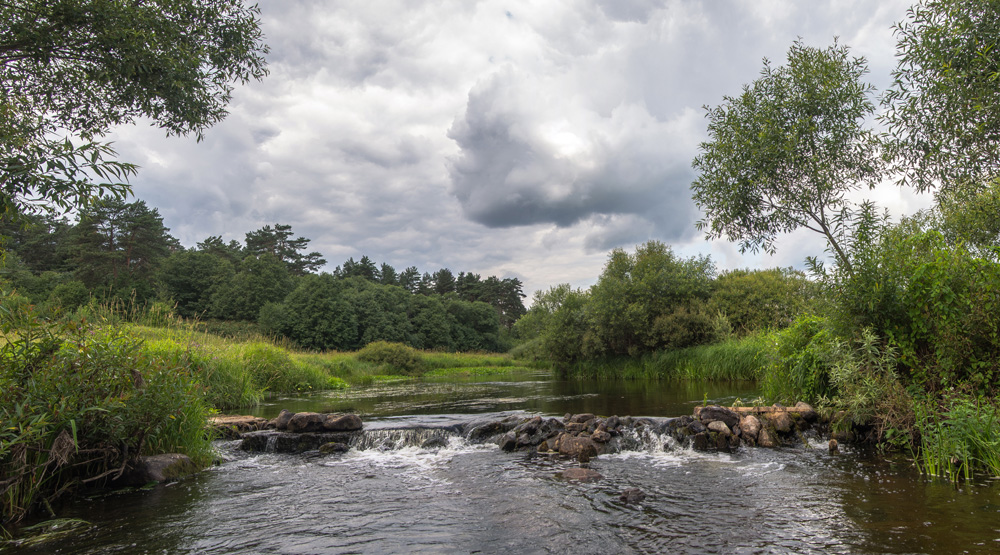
[245,224,326,275]
[196,235,244,264]
[588,240,716,355]
[72,198,176,299]
[397,266,420,292]
[1,0,268,218]
[210,253,293,321]
[691,40,883,273]
[883,0,1000,193]
[432,268,456,295]
[158,250,234,318]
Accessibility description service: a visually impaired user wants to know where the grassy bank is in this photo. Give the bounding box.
[0,301,529,525]
[564,334,768,382]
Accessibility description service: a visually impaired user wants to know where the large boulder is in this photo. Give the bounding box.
[273,409,294,430]
[323,413,362,432]
[766,411,794,434]
[557,434,599,460]
[287,412,325,433]
[696,405,740,428]
[739,415,761,440]
[794,401,819,422]
[757,426,777,448]
[707,421,731,436]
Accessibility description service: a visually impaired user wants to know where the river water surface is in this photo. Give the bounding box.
[7,372,1000,554]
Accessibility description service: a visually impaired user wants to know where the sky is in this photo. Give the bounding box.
[109,0,933,299]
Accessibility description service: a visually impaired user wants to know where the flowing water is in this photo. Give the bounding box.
[6,372,1000,554]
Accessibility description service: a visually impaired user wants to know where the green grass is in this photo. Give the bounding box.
[423,366,537,377]
[566,334,768,381]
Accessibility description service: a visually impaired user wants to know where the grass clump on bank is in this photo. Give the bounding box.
[564,334,767,382]
[0,305,214,525]
[135,326,346,410]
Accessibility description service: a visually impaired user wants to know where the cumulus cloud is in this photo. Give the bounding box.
[109,0,921,298]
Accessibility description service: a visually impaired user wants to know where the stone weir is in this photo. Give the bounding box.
[214,402,835,457]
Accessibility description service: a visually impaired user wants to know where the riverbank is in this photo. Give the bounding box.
[0,311,533,526]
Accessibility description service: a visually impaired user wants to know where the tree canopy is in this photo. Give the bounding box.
[1,0,268,218]
[883,0,1000,193]
[691,40,883,273]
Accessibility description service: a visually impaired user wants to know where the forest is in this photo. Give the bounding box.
[0,202,527,352]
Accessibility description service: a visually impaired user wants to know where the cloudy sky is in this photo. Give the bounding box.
[111,0,932,298]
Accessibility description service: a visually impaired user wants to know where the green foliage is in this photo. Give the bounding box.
[692,40,882,271]
[211,253,294,321]
[0,300,212,524]
[244,223,326,276]
[760,315,839,404]
[1,0,268,218]
[356,341,425,376]
[588,240,716,356]
[822,329,915,445]
[708,268,818,335]
[883,0,1000,192]
[826,217,1000,394]
[565,334,767,382]
[914,393,1000,481]
[158,251,234,318]
[72,199,176,303]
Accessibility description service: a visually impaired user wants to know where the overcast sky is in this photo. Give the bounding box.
[111,0,932,298]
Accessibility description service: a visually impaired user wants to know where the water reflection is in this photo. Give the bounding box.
[248,373,760,421]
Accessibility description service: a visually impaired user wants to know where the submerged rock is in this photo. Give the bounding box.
[115,454,198,486]
[319,442,351,454]
[619,488,646,504]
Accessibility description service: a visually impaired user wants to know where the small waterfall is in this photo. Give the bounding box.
[614,425,677,453]
[351,428,462,451]
[265,434,278,453]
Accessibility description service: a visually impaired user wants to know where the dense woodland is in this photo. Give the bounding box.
[0,199,526,352]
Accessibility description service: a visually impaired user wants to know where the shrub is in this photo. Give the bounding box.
[0,302,212,524]
[760,315,839,403]
[356,341,424,375]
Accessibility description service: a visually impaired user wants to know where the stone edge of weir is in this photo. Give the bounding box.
[209,401,852,459]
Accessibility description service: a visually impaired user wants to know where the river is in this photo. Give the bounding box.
[6,372,1000,554]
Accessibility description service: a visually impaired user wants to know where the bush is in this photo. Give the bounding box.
[0,302,212,524]
[356,341,424,375]
[760,315,839,404]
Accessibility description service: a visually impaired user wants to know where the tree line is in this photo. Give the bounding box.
[514,240,816,367]
[0,197,525,351]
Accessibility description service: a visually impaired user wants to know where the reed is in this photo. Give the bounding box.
[914,394,1000,481]
[566,334,768,381]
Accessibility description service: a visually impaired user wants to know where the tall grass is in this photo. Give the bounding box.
[566,334,768,381]
[134,326,346,410]
[0,308,213,524]
[914,394,1000,481]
